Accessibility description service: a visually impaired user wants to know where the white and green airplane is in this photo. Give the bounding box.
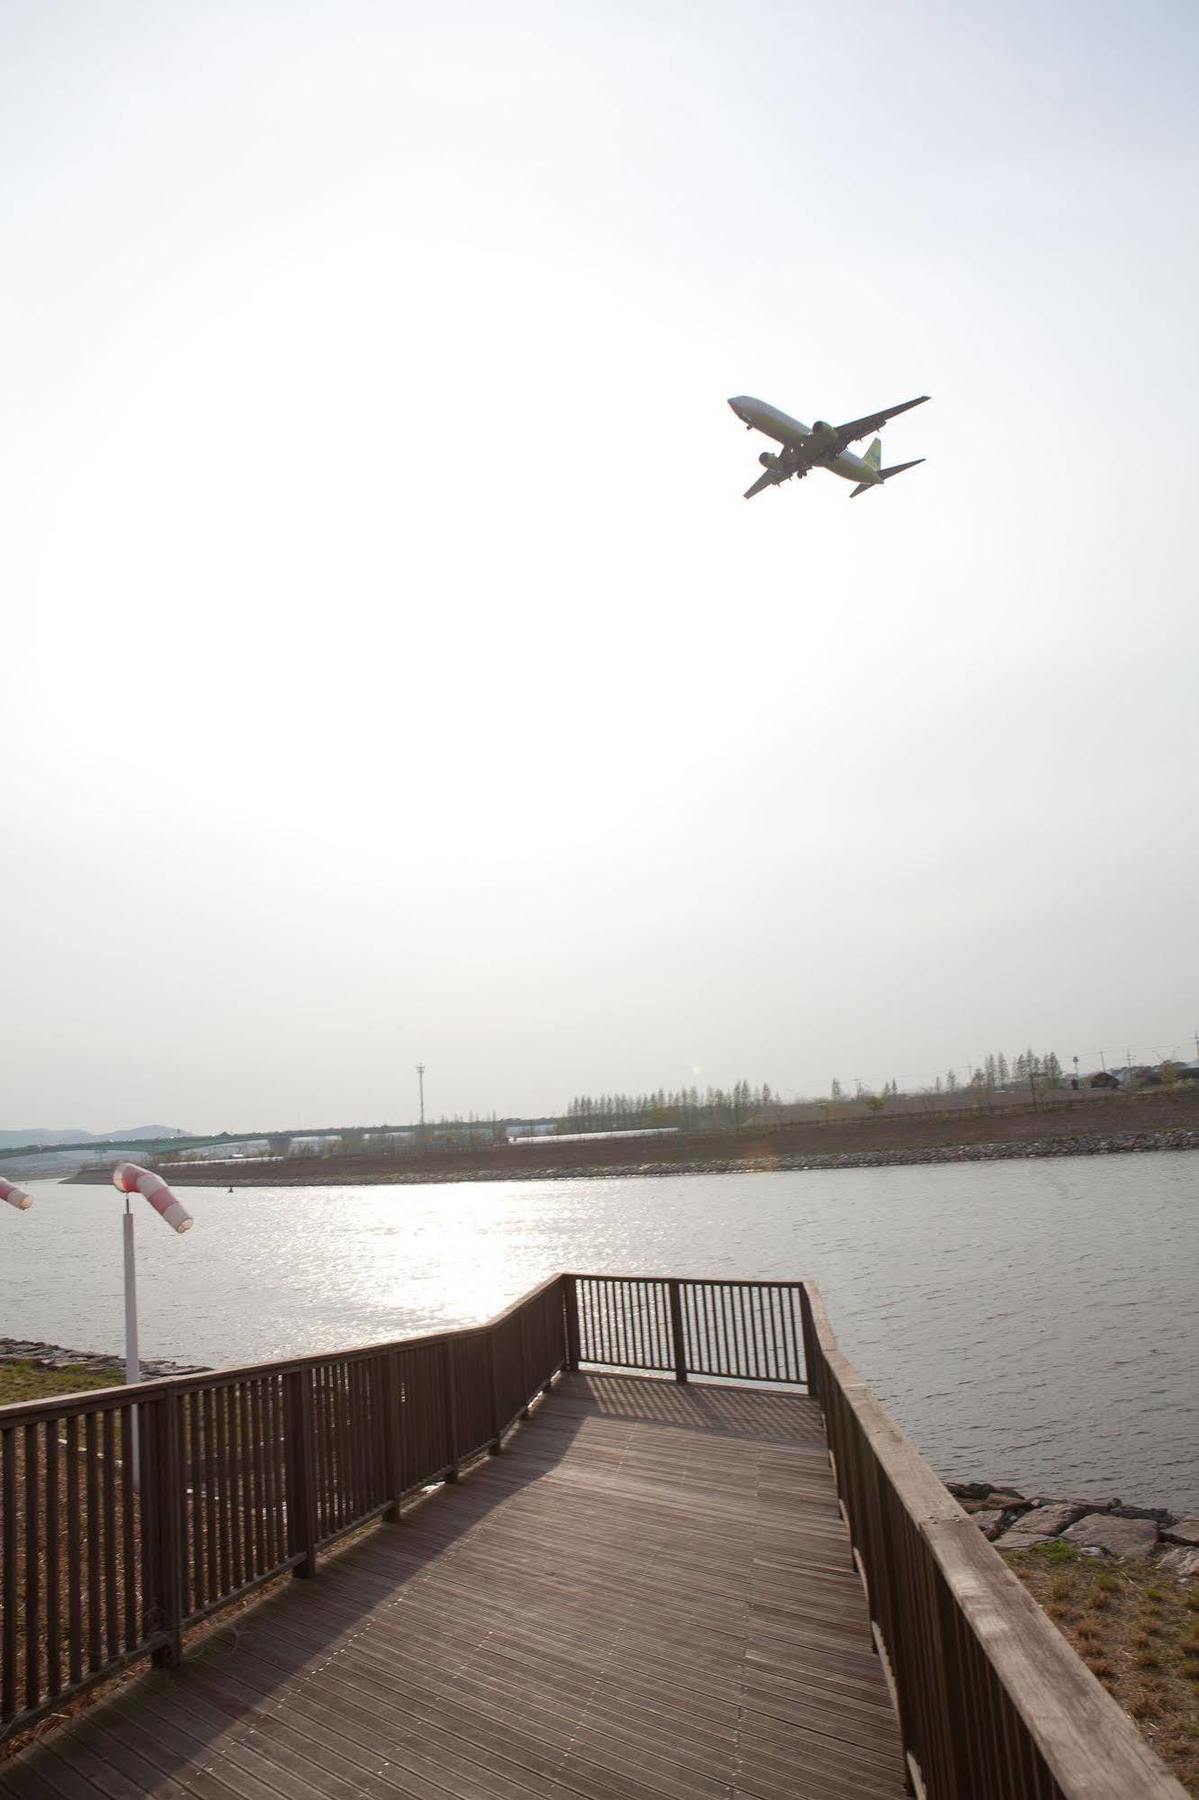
[728,392,929,499]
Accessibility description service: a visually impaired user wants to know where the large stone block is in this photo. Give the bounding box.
[1062,1513,1158,1558]
[996,1502,1086,1548]
[1159,1546,1199,1578]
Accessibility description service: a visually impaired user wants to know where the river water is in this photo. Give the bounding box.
[5,1153,1197,1509]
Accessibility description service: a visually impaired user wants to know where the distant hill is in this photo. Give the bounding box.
[0,1125,187,1150]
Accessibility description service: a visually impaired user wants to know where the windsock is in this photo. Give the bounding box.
[1,1175,32,1211]
[112,1163,193,1234]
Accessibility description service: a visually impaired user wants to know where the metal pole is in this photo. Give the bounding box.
[123,1196,141,1488]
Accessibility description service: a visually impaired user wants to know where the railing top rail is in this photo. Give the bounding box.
[803,1281,1187,1800]
[0,1271,568,1427]
[566,1272,806,1288]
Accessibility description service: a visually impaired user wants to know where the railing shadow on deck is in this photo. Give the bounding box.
[554,1369,827,1445]
[5,1376,597,1794]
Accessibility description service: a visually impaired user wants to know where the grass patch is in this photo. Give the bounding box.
[1030,1537,1081,1564]
[1004,1548,1199,1793]
[0,1361,123,1407]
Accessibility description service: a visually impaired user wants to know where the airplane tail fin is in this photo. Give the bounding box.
[863,436,882,471]
[851,456,925,498]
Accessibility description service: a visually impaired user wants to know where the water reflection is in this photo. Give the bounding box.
[7,1154,1198,1509]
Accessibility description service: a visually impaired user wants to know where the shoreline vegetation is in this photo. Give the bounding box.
[949,1478,1199,1789]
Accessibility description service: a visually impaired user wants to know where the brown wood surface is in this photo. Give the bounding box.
[0,1372,904,1800]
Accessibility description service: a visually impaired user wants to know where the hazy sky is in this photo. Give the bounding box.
[5,0,1198,1130]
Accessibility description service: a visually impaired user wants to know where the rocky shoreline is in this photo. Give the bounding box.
[0,1337,209,1379]
[947,1477,1199,1574]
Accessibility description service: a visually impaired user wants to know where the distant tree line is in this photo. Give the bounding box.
[564,1083,777,1133]
[828,1050,1066,1103]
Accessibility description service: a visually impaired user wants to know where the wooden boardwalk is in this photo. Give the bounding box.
[0,1372,904,1800]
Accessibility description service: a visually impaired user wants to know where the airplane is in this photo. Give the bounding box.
[728,393,929,499]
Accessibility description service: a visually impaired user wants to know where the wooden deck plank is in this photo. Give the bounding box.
[0,1374,905,1800]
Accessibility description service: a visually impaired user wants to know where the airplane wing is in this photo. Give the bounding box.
[743,469,788,499]
[833,395,929,450]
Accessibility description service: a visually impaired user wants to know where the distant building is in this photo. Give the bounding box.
[1089,1071,1120,1090]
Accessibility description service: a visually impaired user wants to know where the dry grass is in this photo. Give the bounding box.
[0,1362,121,1407]
[1006,1542,1199,1793]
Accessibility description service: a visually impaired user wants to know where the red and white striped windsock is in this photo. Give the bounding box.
[1,1175,32,1211]
[112,1163,193,1234]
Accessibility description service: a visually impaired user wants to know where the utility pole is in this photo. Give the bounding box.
[416,1064,426,1143]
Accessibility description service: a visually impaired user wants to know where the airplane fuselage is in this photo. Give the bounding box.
[728,396,882,486]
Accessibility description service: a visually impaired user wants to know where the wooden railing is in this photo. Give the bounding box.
[567,1273,805,1385]
[798,1284,1186,1800]
[1,1272,1187,1797]
[0,1273,567,1742]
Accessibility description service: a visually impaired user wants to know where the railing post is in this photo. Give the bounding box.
[487,1329,504,1454]
[563,1275,581,1372]
[443,1338,460,1481]
[519,1305,532,1418]
[668,1279,688,1383]
[284,1369,318,1577]
[144,1393,184,1666]
[381,1351,405,1522]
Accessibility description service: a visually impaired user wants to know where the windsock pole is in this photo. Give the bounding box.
[111,1163,193,1491]
[123,1192,141,1387]
[123,1194,142,1486]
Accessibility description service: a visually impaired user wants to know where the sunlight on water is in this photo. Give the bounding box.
[5,1155,1198,1508]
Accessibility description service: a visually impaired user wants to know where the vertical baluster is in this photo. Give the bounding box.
[734,1286,753,1380]
[45,1417,62,1697]
[283,1368,317,1578]
[204,1386,219,1604]
[340,1364,354,1518]
[121,1406,137,1646]
[214,1385,232,1595]
[251,1381,269,1574]
[65,1416,81,1688]
[1,1426,15,1723]
[668,1279,687,1383]
[238,1383,256,1581]
[311,1366,326,1534]
[101,1411,118,1663]
[261,1377,281,1565]
[443,1339,460,1481]
[788,1286,803,1385]
[691,1283,704,1373]
[85,1413,101,1672]
[184,1393,200,1616]
[23,1422,40,1711]
[519,1304,532,1417]
[761,1287,777,1381]
[599,1279,614,1364]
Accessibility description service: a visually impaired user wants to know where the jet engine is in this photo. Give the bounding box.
[758,452,787,470]
[808,421,837,450]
